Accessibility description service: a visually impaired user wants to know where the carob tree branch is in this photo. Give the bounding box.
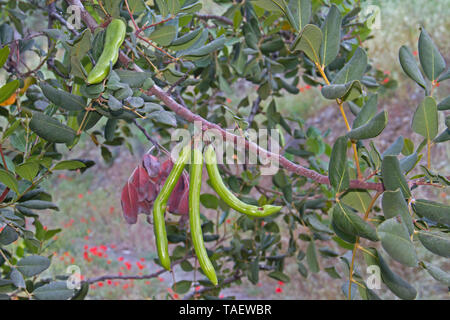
[84,256,191,284]
[65,0,385,192]
[133,119,161,154]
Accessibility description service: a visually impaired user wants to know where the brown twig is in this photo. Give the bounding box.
[85,255,191,284]
[133,119,161,154]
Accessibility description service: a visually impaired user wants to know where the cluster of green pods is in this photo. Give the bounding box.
[152,143,282,286]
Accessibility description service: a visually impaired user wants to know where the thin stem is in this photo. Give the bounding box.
[348,190,382,300]
[315,62,363,180]
[427,138,431,169]
[124,0,138,30]
[137,34,177,61]
[0,248,13,267]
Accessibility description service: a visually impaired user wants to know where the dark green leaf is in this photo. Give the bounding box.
[421,261,450,286]
[182,36,226,58]
[347,111,387,140]
[332,202,378,241]
[17,255,51,277]
[381,155,411,198]
[363,248,417,300]
[418,231,450,258]
[10,268,25,288]
[148,110,177,127]
[19,200,58,211]
[332,47,367,84]
[71,282,89,300]
[173,280,192,294]
[412,199,450,226]
[287,0,312,32]
[328,136,349,193]
[29,112,77,145]
[412,96,438,140]
[418,27,446,81]
[15,162,39,181]
[148,25,177,46]
[381,189,414,235]
[353,94,378,129]
[377,219,417,267]
[306,240,319,273]
[0,225,19,245]
[52,160,86,171]
[115,70,154,88]
[382,136,404,158]
[40,83,86,112]
[341,190,372,214]
[290,24,323,64]
[268,271,290,283]
[200,194,219,210]
[399,46,427,89]
[319,4,341,67]
[33,281,74,300]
